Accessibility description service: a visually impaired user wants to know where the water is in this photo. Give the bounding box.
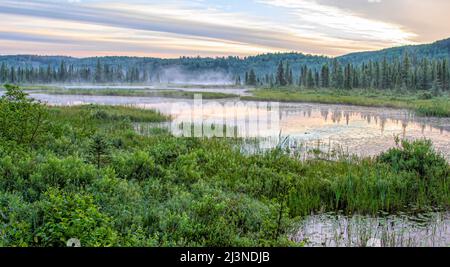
[291,212,450,247]
[28,93,450,160]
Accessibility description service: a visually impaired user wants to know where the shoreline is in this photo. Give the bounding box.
[242,88,450,117]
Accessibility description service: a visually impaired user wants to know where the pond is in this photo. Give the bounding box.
[28,93,450,160]
[291,211,450,247]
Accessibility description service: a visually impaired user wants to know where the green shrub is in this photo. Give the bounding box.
[111,151,157,181]
[0,192,36,247]
[30,155,96,194]
[34,188,118,247]
[418,91,433,100]
[142,182,292,247]
[378,139,449,179]
[0,84,48,146]
[87,169,147,237]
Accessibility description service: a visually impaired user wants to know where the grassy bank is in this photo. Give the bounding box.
[38,88,239,99]
[243,87,450,117]
[0,85,448,247]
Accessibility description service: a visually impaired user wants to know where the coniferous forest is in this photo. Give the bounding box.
[1,38,449,93]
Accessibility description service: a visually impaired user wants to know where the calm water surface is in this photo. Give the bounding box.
[29,93,450,160]
[292,211,450,247]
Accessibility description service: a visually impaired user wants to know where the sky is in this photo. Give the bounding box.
[0,0,449,58]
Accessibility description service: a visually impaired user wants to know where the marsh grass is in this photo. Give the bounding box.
[50,104,169,123]
[35,88,239,99]
[243,87,450,117]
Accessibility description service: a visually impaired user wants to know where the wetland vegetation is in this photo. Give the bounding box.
[37,88,239,99]
[0,85,448,247]
[244,87,450,117]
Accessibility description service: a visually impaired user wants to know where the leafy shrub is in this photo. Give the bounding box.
[147,137,191,165]
[378,139,449,179]
[418,91,433,100]
[87,169,147,237]
[142,182,292,247]
[111,151,157,181]
[30,155,96,194]
[0,153,37,196]
[34,188,118,247]
[0,192,36,247]
[0,84,48,146]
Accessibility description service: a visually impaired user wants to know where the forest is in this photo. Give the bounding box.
[1,38,449,92]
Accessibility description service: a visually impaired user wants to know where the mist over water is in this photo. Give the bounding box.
[157,66,234,85]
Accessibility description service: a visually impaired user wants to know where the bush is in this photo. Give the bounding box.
[30,155,96,194]
[0,84,48,146]
[0,192,36,247]
[87,170,147,237]
[418,91,433,100]
[142,182,292,247]
[111,151,157,181]
[34,188,118,247]
[378,139,449,179]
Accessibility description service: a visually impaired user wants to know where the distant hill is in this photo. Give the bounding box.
[0,37,449,78]
[0,53,330,78]
[338,38,450,64]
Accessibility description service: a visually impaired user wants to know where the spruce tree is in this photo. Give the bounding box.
[95,59,103,83]
[276,61,286,86]
[248,69,257,86]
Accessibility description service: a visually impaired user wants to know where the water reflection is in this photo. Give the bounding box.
[291,212,450,247]
[29,93,450,159]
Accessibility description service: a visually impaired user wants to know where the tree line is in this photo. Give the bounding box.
[0,59,150,84]
[243,54,450,92]
[1,54,449,92]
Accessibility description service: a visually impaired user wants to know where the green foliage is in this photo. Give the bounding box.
[0,101,448,247]
[111,151,157,181]
[245,88,450,117]
[43,88,238,99]
[89,133,111,169]
[34,188,118,247]
[30,155,97,195]
[0,84,48,146]
[0,192,35,247]
[1,38,449,86]
[378,139,449,180]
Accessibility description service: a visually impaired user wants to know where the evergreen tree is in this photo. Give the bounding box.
[276,61,286,86]
[402,52,411,87]
[344,63,352,89]
[58,61,67,82]
[247,69,257,86]
[442,59,449,90]
[95,59,103,83]
[235,75,241,85]
[320,64,329,88]
[9,67,16,84]
[0,63,7,83]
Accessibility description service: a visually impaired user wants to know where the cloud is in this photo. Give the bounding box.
[0,0,444,57]
[256,0,416,45]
